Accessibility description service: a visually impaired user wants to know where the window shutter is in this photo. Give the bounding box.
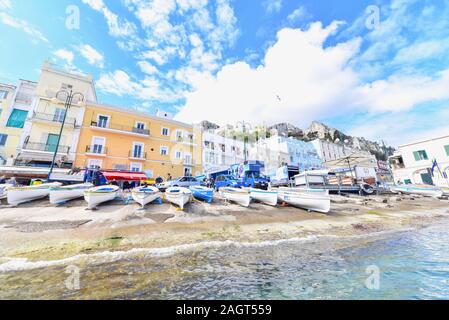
[413,151,420,161]
[445,145,449,156]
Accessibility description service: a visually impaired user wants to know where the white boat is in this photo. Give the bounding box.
[277,187,331,213]
[250,188,278,206]
[220,187,251,207]
[84,185,120,209]
[49,183,94,205]
[165,187,192,210]
[0,184,13,200]
[440,187,449,197]
[390,184,443,198]
[132,186,161,208]
[7,182,62,206]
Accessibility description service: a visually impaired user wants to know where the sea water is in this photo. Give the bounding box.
[1,218,449,299]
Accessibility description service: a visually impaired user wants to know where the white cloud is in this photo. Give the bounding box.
[96,70,140,97]
[53,49,74,64]
[0,0,12,10]
[97,70,181,103]
[82,0,137,37]
[263,0,282,14]
[137,61,158,74]
[0,12,48,43]
[175,21,449,129]
[287,6,308,23]
[78,44,104,68]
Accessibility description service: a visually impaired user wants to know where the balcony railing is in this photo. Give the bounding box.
[91,121,150,136]
[32,112,76,126]
[86,145,108,155]
[128,150,147,159]
[23,141,70,154]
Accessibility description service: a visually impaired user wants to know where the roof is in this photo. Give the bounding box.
[399,134,449,148]
[86,101,194,128]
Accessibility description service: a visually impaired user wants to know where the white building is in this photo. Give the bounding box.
[311,139,374,162]
[202,131,247,175]
[250,135,323,176]
[16,62,96,167]
[389,134,449,186]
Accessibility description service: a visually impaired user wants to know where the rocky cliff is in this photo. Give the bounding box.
[303,121,395,161]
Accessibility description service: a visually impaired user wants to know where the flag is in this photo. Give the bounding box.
[431,159,438,177]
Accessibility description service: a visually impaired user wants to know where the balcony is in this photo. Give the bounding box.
[90,121,150,137]
[23,141,70,154]
[86,145,108,156]
[176,135,195,145]
[128,150,147,160]
[32,112,77,127]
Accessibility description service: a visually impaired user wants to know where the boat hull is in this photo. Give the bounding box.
[250,188,278,206]
[84,186,120,209]
[220,188,251,207]
[7,183,62,206]
[0,184,12,200]
[49,183,94,205]
[390,185,443,198]
[277,188,331,213]
[132,186,160,208]
[440,187,449,197]
[190,186,214,203]
[165,187,192,210]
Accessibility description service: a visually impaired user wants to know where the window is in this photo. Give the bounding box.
[114,164,127,171]
[0,90,8,100]
[0,134,7,146]
[161,127,169,136]
[404,179,412,185]
[176,130,183,140]
[136,122,145,130]
[53,108,66,123]
[413,150,428,161]
[445,145,449,156]
[132,143,144,158]
[6,109,28,128]
[88,159,102,169]
[175,150,182,159]
[185,154,192,164]
[130,162,142,172]
[91,137,105,154]
[160,146,169,156]
[45,134,59,152]
[97,115,109,128]
[219,144,225,152]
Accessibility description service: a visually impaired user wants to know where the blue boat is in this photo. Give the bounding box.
[189,186,214,203]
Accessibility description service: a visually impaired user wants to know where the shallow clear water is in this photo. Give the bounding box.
[1,219,449,300]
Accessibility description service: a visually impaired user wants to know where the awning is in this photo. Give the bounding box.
[102,171,147,181]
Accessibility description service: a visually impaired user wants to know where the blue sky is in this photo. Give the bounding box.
[0,0,448,146]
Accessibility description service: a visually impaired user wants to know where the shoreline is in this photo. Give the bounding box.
[0,194,448,267]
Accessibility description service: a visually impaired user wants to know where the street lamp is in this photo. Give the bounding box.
[48,89,84,180]
[236,121,252,162]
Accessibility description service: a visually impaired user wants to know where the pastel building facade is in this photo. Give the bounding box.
[251,135,323,176]
[202,131,246,175]
[311,139,373,162]
[16,62,96,168]
[389,134,449,187]
[75,102,203,179]
[0,80,37,165]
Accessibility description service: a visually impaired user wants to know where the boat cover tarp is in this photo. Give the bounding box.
[102,171,147,181]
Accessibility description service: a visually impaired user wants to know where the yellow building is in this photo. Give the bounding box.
[75,102,203,179]
[16,62,97,167]
[0,80,36,165]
